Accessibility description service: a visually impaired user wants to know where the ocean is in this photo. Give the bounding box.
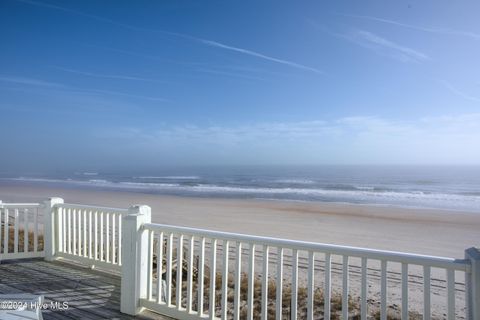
[1,165,479,212]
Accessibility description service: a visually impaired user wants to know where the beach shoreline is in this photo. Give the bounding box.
[1,181,477,317]
[0,181,478,258]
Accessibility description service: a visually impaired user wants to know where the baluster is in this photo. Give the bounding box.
[447,269,455,320]
[361,257,368,320]
[291,249,298,320]
[276,247,283,320]
[307,251,315,320]
[198,237,205,316]
[186,235,194,310]
[3,209,8,254]
[324,253,331,320]
[78,209,82,256]
[88,210,92,259]
[67,208,72,254]
[261,245,270,320]
[106,212,110,262]
[342,255,349,319]
[112,213,116,263]
[381,260,387,320]
[59,207,67,253]
[209,238,217,319]
[100,211,104,261]
[401,263,408,320]
[94,211,98,260]
[247,243,256,320]
[57,207,61,253]
[221,240,229,320]
[423,266,431,320]
[118,214,122,265]
[24,209,28,253]
[147,230,154,300]
[83,209,87,257]
[234,242,242,320]
[166,233,174,306]
[156,232,164,304]
[34,208,38,252]
[177,234,184,309]
[14,209,19,253]
[73,209,77,255]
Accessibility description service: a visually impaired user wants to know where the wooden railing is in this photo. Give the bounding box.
[0,199,479,319]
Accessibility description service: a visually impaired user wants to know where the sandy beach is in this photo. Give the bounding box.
[1,181,479,317]
[1,181,478,258]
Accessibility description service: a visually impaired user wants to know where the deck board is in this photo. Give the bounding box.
[0,258,172,320]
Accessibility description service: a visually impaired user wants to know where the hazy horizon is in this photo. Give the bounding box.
[3,164,480,176]
[1,1,480,171]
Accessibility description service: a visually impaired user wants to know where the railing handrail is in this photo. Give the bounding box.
[55,202,129,214]
[0,203,42,208]
[143,222,469,272]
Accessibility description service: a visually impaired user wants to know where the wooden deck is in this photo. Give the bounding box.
[0,258,171,320]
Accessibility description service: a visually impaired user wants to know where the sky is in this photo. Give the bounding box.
[1,0,480,171]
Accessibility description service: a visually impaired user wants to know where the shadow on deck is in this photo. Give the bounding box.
[0,258,171,320]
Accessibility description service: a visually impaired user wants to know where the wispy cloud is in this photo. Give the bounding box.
[197,39,324,74]
[52,66,164,83]
[196,68,267,81]
[109,114,480,143]
[0,75,167,102]
[340,14,480,40]
[441,80,480,103]
[99,113,480,164]
[13,0,154,33]
[14,0,322,75]
[0,75,66,88]
[81,88,168,102]
[346,30,429,63]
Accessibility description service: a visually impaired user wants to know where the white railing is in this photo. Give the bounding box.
[53,202,128,271]
[136,223,472,320]
[1,199,479,319]
[0,201,44,260]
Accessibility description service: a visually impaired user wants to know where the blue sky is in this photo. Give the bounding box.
[1,0,480,171]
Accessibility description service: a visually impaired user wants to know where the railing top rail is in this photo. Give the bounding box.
[55,202,129,214]
[0,203,42,208]
[144,222,469,272]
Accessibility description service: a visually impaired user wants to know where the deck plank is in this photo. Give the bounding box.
[0,258,171,320]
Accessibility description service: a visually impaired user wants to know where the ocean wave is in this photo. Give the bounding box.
[5,176,480,209]
[115,181,480,203]
[274,179,316,184]
[74,172,98,176]
[354,185,376,191]
[12,177,67,183]
[119,181,181,188]
[134,176,200,180]
[88,179,109,184]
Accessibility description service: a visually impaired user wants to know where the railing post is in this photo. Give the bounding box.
[120,205,151,315]
[43,197,64,261]
[466,247,480,320]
